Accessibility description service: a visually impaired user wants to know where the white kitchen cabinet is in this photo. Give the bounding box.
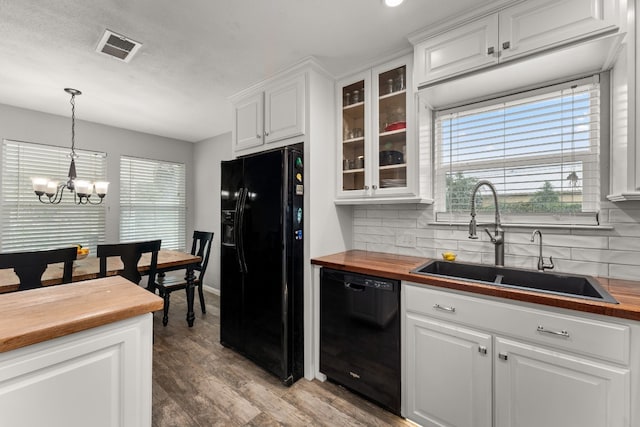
[402,283,636,426]
[0,314,154,427]
[336,55,424,204]
[232,74,305,154]
[405,313,492,427]
[413,0,622,87]
[413,15,498,86]
[234,92,264,151]
[494,336,629,427]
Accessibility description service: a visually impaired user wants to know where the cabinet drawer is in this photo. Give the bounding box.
[404,283,630,365]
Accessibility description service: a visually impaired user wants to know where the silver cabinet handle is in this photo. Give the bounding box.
[487,46,495,55]
[372,184,378,190]
[502,41,511,50]
[364,185,370,190]
[537,325,570,338]
[433,303,456,313]
[478,346,487,355]
[256,134,262,139]
[498,352,508,361]
[264,131,270,136]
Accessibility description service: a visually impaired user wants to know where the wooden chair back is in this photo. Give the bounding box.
[191,231,214,282]
[97,240,161,287]
[0,247,77,291]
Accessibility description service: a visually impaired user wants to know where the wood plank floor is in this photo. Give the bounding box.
[151,290,412,426]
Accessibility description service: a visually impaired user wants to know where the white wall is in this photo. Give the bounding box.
[193,132,233,292]
[0,103,195,246]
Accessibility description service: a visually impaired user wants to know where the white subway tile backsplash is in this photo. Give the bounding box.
[507,242,566,259]
[610,223,640,237]
[396,232,417,248]
[366,242,398,253]
[543,234,609,249]
[367,209,399,219]
[354,217,382,227]
[609,236,640,251]
[433,239,459,250]
[608,264,640,281]
[382,218,418,228]
[609,208,640,223]
[350,202,640,280]
[553,259,609,277]
[571,248,639,265]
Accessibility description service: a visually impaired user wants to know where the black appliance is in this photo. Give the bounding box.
[220,145,304,386]
[320,268,401,415]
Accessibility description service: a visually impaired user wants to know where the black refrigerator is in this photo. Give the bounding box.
[220,144,304,385]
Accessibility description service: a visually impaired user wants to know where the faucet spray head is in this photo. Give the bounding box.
[469,217,478,239]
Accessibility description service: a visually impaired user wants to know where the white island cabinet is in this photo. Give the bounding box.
[403,283,636,427]
[0,277,163,427]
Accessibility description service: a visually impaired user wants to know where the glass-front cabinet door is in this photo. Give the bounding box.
[339,71,371,196]
[336,55,414,201]
[374,59,410,194]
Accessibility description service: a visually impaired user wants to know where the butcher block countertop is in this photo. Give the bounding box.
[311,250,640,322]
[0,276,164,353]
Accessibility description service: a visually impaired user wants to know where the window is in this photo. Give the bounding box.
[1,139,107,252]
[120,156,186,250]
[434,75,601,225]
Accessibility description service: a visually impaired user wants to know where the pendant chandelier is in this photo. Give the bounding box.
[31,88,109,205]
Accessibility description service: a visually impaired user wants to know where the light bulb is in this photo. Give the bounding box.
[384,0,404,7]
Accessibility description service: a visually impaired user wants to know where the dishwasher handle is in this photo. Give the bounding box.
[344,282,365,292]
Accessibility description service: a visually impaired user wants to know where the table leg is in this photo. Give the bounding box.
[185,267,196,327]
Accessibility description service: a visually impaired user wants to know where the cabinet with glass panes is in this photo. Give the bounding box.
[336,54,416,202]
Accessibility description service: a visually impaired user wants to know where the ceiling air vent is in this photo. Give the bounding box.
[95,29,142,63]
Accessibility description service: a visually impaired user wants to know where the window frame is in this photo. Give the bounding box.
[432,74,604,226]
[119,155,186,251]
[1,139,107,253]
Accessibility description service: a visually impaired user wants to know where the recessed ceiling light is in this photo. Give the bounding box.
[384,0,404,7]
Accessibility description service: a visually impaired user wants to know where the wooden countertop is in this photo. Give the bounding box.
[311,250,640,322]
[0,276,164,353]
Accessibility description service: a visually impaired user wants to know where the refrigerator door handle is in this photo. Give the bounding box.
[237,188,249,273]
[233,187,245,273]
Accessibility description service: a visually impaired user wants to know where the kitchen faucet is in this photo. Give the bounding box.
[469,180,504,266]
[531,229,554,271]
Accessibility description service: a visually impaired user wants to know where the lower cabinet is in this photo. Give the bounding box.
[494,337,629,427]
[405,314,492,427]
[403,283,634,427]
[0,314,154,427]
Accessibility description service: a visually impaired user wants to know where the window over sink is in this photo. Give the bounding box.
[433,75,603,226]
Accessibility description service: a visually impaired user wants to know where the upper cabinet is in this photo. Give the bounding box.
[336,55,427,204]
[232,74,305,154]
[413,0,623,87]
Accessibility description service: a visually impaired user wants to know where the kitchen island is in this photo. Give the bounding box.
[0,276,163,427]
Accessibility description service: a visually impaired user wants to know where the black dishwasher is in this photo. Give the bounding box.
[320,268,400,415]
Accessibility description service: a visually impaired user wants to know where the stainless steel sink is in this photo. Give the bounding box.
[411,260,618,304]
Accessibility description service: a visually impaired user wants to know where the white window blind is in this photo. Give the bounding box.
[120,156,186,250]
[1,139,107,252]
[434,76,600,225]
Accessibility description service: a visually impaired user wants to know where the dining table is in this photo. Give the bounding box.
[0,249,202,327]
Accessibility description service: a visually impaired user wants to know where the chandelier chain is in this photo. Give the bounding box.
[70,92,77,158]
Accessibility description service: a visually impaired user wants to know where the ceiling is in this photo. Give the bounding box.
[0,0,496,142]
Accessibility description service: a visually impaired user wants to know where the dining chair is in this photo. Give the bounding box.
[0,247,77,291]
[155,231,214,326]
[97,240,161,289]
